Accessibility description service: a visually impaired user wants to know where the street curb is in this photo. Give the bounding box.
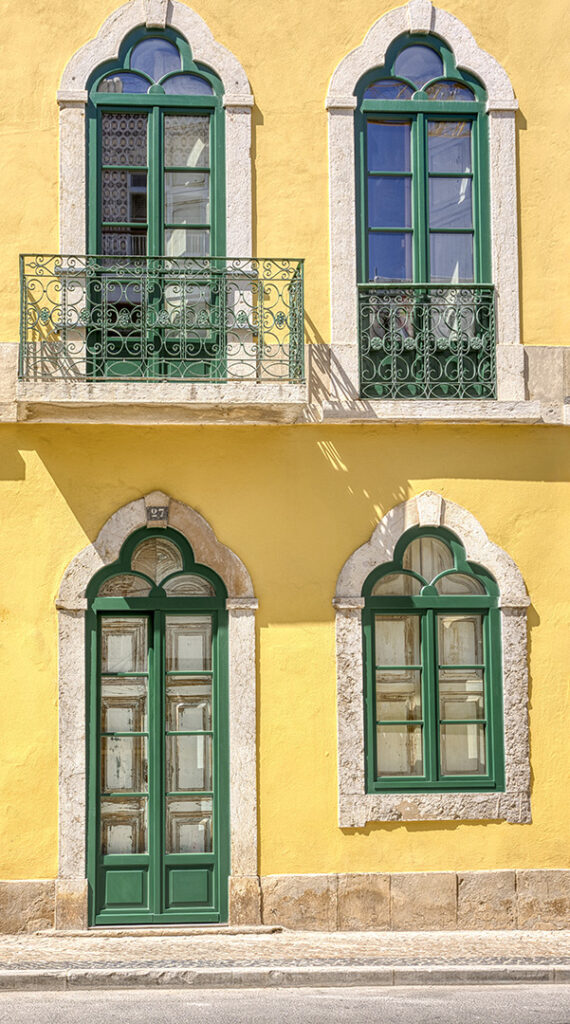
[0,965,568,990]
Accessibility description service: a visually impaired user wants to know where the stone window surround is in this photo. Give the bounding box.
[333,490,531,825]
[326,0,524,406]
[57,0,254,258]
[56,491,259,922]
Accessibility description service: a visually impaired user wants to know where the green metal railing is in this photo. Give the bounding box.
[19,255,305,383]
[359,283,496,399]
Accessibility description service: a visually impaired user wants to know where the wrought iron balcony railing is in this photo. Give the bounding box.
[19,255,305,384]
[359,284,496,400]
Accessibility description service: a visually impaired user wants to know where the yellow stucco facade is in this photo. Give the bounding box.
[0,0,568,929]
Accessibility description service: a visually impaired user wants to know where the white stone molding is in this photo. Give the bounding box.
[326,0,522,404]
[334,491,531,825]
[57,492,258,911]
[58,0,253,255]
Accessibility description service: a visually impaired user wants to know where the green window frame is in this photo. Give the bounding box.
[86,26,225,259]
[356,33,491,285]
[85,527,230,926]
[362,526,504,794]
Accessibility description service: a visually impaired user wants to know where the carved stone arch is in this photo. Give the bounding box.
[58,0,253,255]
[333,491,531,827]
[56,492,259,928]
[326,0,523,405]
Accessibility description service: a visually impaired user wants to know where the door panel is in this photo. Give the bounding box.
[91,609,226,924]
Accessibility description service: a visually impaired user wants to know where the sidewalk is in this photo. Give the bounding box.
[0,927,568,990]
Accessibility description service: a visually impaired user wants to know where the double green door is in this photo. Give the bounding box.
[89,609,229,924]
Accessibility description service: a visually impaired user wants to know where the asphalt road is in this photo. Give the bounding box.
[0,985,569,1024]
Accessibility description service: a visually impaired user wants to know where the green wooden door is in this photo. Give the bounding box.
[89,607,229,925]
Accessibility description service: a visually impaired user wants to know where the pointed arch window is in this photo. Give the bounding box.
[88,28,225,260]
[354,34,496,400]
[363,527,504,792]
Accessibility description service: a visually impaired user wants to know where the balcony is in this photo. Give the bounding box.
[359,284,496,400]
[16,255,306,423]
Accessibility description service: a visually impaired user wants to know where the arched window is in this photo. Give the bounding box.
[86,527,230,925]
[333,492,530,825]
[87,29,225,260]
[356,34,494,399]
[362,526,504,791]
[327,2,523,406]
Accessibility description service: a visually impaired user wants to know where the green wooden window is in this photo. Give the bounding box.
[86,528,229,926]
[87,28,225,258]
[362,527,504,793]
[356,34,490,284]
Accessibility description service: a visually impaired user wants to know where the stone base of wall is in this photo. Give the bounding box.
[249,870,570,931]
[0,871,567,932]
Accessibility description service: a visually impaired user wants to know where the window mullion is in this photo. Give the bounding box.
[414,112,427,282]
[146,106,161,257]
[423,608,438,781]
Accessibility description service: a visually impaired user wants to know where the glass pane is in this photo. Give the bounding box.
[367,121,411,173]
[102,170,147,224]
[162,73,214,95]
[101,112,147,167]
[430,233,474,283]
[163,574,215,596]
[377,724,423,776]
[166,677,212,731]
[165,172,209,224]
[375,615,420,666]
[165,228,210,257]
[166,734,212,791]
[98,574,151,597]
[371,572,421,596]
[439,669,485,719]
[166,796,212,853]
[98,72,150,94]
[130,38,181,81]
[165,115,209,168]
[440,723,486,775]
[428,121,472,172]
[368,232,412,282]
[364,79,414,100]
[101,677,148,732]
[403,536,453,582]
[102,228,147,257]
[429,178,472,230]
[101,736,148,792]
[101,617,147,673]
[426,81,475,101]
[439,614,483,665]
[393,45,443,88]
[435,573,485,595]
[131,537,183,583]
[376,670,422,720]
[368,177,411,228]
[166,615,212,671]
[101,796,147,854]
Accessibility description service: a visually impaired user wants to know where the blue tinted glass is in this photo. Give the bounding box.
[428,121,472,172]
[430,234,474,282]
[131,38,181,82]
[426,81,475,101]
[364,79,414,100]
[369,233,412,282]
[367,121,411,172]
[162,73,214,96]
[368,178,411,228]
[429,179,472,229]
[393,45,443,88]
[98,72,149,94]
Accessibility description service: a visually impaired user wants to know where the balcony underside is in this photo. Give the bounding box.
[14,378,307,424]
